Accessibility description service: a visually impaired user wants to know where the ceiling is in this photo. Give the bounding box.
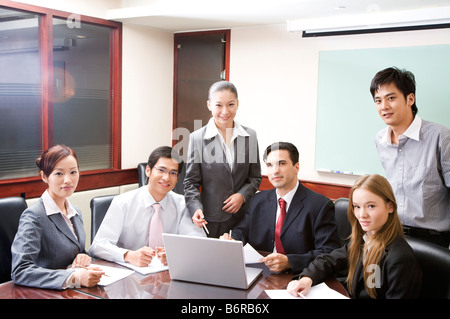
[106,0,450,32]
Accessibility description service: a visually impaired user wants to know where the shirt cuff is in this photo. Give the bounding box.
[62,269,80,289]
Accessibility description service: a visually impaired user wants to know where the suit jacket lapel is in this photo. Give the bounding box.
[267,189,278,236]
[281,184,305,235]
[204,135,232,174]
[72,214,85,251]
[48,213,82,249]
[231,135,248,175]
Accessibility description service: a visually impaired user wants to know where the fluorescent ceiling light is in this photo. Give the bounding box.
[287,6,450,33]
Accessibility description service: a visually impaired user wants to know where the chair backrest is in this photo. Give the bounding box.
[0,196,27,283]
[137,162,148,187]
[90,195,115,243]
[405,235,450,298]
[334,198,351,246]
[137,162,185,195]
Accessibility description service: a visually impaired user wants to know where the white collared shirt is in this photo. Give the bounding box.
[381,115,421,146]
[42,190,78,240]
[203,117,250,171]
[89,186,205,262]
[273,181,299,252]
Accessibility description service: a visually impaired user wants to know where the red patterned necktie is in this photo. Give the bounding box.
[275,198,286,254]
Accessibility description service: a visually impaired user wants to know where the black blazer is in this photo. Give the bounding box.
[297,236,423,299]
[232,183,340,273]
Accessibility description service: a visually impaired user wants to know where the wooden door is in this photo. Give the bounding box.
[173,30,230,156]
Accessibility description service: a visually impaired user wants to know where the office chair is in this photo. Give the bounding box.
[405,235,450,298]
[0,196,27,283]
[334,198,351,246]
[90,195,115,244]
[137,162,185,195]
[137,162,148,187]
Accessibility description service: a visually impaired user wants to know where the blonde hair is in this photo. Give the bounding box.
[346,174,404,298]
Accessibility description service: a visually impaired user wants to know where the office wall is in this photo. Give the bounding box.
[120,24,174,168]
[229,24,450,186]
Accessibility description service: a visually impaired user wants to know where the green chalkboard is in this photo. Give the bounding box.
[315,44,450,176]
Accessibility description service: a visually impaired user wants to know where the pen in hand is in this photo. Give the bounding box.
[74,264,109,277]
[298,292,307,299]
[202,219,209,235]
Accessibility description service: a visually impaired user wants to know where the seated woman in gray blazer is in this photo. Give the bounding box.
[11,145,104,290]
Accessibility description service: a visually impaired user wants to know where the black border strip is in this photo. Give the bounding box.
[302,23,450,37]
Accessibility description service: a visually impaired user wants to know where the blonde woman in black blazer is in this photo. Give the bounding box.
[184,81,262,238]
[288,174,422,299]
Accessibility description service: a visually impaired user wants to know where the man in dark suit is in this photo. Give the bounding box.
[223,142,340,274]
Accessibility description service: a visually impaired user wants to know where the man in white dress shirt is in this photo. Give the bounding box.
[89,146,205,266]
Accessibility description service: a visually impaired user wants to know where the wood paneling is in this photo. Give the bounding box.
[258,175,350,201]
[0,169,137,199]
[0,171,350,201]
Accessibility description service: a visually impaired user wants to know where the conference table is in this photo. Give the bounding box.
[0,258,349,300]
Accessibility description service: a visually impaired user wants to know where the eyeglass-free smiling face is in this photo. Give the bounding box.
[352,188,394,236]
[207,89,239,130]
[41,155,79,211]
[146,157,180,202]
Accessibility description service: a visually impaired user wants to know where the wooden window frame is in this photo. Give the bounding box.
[0,0,136,199]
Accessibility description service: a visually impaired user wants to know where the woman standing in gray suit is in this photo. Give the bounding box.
[11,145,104,290]
[184,81,262,237]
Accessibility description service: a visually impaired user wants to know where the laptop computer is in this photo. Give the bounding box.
[163,233,263,289]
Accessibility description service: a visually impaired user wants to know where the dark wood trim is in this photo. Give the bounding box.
[223,29,231,81]
[172,32,179,138]
[110,24,123,169]
[0,171,350,201]
[0,0,121,28]
[39,13,53,149]
[0,169,138,200]
[258,175,351,201]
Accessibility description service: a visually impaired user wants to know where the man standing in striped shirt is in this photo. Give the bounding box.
[371,67,450,248]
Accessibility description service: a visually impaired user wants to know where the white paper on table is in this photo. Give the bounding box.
[243,243,264,264]
[265,282,349,299]
[93,264,135,286]
[116,256,169,275]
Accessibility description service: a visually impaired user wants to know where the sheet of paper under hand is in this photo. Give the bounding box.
[116,255,169,275]
[265,283,349,299]
[93,264,134,286]
[243,243,264,264]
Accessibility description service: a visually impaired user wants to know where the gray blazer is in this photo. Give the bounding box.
[184,124,262,223]
[11,199,86,290]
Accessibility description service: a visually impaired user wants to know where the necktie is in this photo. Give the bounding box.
[275,198,286,254]
[148,203,163,248]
